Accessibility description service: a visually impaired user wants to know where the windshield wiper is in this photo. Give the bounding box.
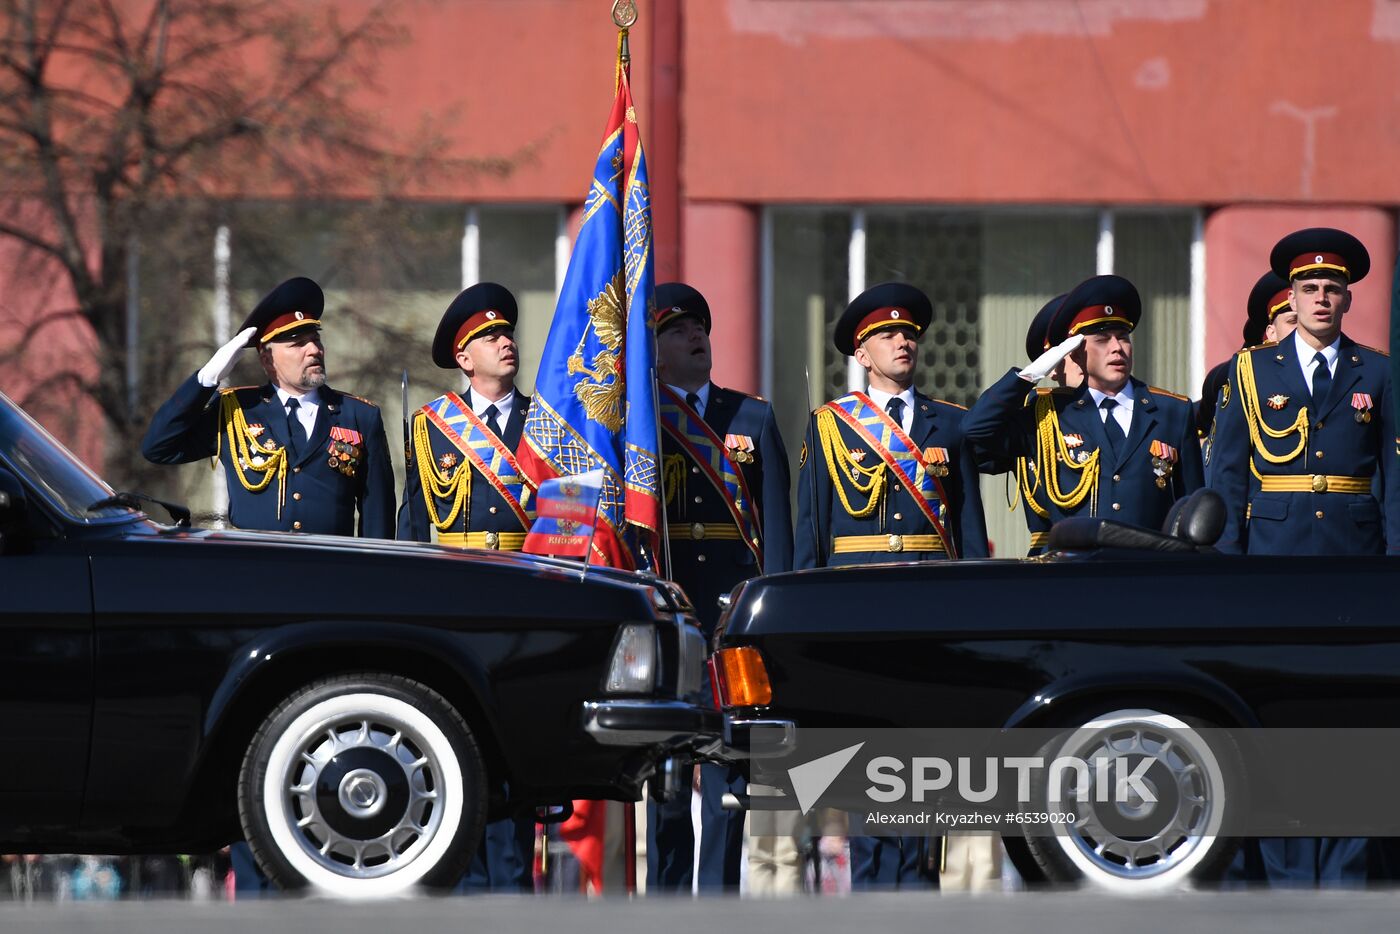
[87,491,191,528]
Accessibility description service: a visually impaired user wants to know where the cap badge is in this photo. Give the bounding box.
[890,309,902,319]
[486,311,498,320]
[1105,305,1115,316]
[294,311,304,320]
[1266,394,1289,410]
[1316,254,1325,263]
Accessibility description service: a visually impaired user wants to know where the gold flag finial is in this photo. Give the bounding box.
[612,0,638,29]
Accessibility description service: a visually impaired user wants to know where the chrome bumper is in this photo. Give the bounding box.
[723,717,798,759]
[581,699,722,747]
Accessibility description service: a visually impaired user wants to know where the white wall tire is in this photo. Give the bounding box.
[239,675,486,897]
[1024,707,1240,894]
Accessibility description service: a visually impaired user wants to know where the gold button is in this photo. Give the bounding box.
[1316,421,1324,429]
[693,495,703,504]
[293,492,302,501]
[690,523,706,540]
[893,484,902,493]
[1314,451,1323,459]
[489,506,498,514]
[691,466,700,474]
[1316,510,1325,519]
[293,466,301,474]
[1112,503,1121,511]
[893,513,903,521]
[888,534,904,553]
[293,521,302,530]
[1311,475,1328,493]
[697,554,706,563]
[1112,474,1121,482]
[485,530,499,549]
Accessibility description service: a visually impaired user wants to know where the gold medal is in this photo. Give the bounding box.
[1156,476,1167,489]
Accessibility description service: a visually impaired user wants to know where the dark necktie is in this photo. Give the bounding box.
[1310,351,1332,414]
[484,403,502,438]
[885,396,905,430]
[686,391,702,416]
[284,397,302,459]
[1101,397,1126,456]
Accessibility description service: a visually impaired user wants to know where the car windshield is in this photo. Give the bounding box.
[0,391,135,522]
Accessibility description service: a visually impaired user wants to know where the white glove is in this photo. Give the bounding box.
[197,327,258,387]
[1019,334,1084,383]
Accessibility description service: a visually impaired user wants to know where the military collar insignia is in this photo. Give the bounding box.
[1064,433,1084,448]
[1266,394,1289,410]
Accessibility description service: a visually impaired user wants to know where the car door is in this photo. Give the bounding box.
[0,535,94,830]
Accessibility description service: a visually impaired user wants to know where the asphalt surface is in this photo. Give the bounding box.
[2,892,1399,933]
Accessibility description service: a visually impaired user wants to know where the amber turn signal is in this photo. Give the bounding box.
[715,646,772,707]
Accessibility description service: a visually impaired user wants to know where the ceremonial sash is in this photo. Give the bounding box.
[423,393,534,527]
[823,392,956,559]
[657,386,764,569]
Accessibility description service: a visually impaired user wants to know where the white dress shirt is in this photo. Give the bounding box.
[866,386,916,434]
[469,388,516,424]
[276,387,321,441]
[666,382,711,418]
[1087,382,1135,437]
[1294,330,1340,385]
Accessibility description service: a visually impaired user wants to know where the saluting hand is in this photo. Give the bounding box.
[197,327,258,387]
[1020,334,1084,383]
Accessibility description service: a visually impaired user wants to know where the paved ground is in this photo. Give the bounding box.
[2,891,1399,933]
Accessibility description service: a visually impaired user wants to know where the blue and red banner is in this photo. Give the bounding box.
[518,43,661,571]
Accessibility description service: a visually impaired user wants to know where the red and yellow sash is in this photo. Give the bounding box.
[658,386,764,569]
[823,392,955,558]
[424,392,534,527]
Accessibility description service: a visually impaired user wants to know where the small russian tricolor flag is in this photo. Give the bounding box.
[523,468,606,559]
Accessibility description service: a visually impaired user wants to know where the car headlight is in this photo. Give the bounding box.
[604,623,657,693]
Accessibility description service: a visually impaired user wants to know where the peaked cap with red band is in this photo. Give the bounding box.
[1269,227,1370,284]
[654,281,712,334]
[238,277,325,346]
[1047,275,1141,345]
[1244,270,1291,346]
[1025,293,1069,362]
[834,282,932,356]
[432,281,518,369]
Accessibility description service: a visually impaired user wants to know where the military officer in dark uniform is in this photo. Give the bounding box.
[965,275,1203,533]
[142,276,395,538]
[1211,229,1399,559]
[795,282,988,573]
[1209,229,1398,888]
[397,282,535,892]
[1014,293,1082,555]
[647,282,793,893]
[794,283,987,890]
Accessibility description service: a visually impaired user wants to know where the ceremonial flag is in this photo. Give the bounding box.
[523,469,605,558]
[518,37,661,571]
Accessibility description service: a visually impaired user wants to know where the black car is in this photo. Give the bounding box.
[0,391,718,896]
[712,492,1400,893]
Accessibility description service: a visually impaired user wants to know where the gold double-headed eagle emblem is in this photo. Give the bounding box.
[567,270,628,432]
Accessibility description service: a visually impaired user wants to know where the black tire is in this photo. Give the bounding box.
[1021,706,1242,893]
[238,673,488,896]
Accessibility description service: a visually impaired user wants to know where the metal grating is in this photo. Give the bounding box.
[861,212,983,407]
